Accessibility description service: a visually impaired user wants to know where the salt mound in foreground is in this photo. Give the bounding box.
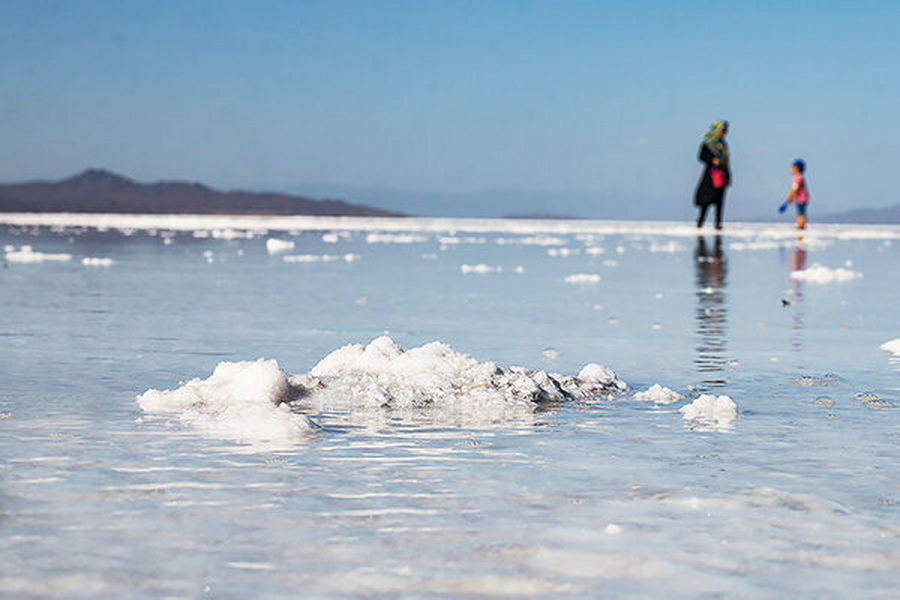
[880,338,900,355]
[137,359,316,447]
[137,336,629,444]
[290,336,628,421]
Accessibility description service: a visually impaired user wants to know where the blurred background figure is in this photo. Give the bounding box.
[694,120,731,229]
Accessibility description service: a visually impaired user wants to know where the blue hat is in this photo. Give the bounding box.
[792,159,806,173]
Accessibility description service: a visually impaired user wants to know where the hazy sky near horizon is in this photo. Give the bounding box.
[3,0,898,218]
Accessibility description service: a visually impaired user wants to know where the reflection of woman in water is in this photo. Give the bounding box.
[694,236,728,390]
[694,121,731,229]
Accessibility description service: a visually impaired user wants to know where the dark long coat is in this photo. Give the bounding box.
[694,143,731,208]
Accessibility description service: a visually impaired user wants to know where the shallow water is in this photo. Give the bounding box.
[2,216,899,598]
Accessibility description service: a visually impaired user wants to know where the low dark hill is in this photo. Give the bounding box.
[814,204,900,224]
[0,169,405,217]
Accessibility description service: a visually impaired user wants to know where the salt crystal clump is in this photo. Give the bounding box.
[634,384,683,404]
[558,363,628,399]
[137,359,315,446]
[680,394,737,426]
[461,264,501,274]
[266,238,295,254]
[564,273,601,285]
[880,339,900,355]
[82,257,114,267]
[790,263,862,284]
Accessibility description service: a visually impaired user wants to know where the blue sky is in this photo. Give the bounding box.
[2,1,898,219]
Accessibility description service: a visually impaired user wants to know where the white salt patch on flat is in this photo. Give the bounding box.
[634,384,683,404]
[680,394,737,426]
[879,339,900,355]
[227,562,277,571]
[564,273,601,284]
[496,235,567,246]
[790,263,862,283]
[5,245,72,263]
[366,232,428,244]
[283,253,359,263]
[322,231,352,243]
[648,241,686,253]
[265,238,295,254]
[439,235,486,245]
[212,228,257,239]
[81,257,114,267]
[461,264,501,274]
[137,359,316,448]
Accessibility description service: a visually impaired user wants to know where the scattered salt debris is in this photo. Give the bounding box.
[880,339,900,355]
[266,238,295,254]
[680,394,737,426]
[322,231,353,243]
[634,384,683,405]
[564,273,601,284]
[792,373,842,387]
[853,392,894,409]
[865,399,895,410]
[82,257,114,267]
[438,235,486,245]
[549,247,579,257]
[4,245,73,263]
[790,263,862,284]
[853,391,894,409]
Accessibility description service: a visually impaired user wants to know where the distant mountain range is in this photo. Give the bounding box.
[753,204,900,225]
[813,205,900,224]
[0,169,404,217]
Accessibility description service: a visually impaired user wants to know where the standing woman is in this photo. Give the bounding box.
[694,120,731,229]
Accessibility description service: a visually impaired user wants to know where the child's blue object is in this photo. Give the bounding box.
[778,201,789,214]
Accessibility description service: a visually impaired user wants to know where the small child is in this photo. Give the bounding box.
[784,159,810,230]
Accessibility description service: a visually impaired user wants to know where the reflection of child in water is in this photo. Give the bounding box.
[784,159,810,230]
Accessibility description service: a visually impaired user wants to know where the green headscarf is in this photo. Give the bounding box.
[703,120,729,169]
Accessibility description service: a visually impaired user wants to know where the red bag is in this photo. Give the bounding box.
[710,167,726,189]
